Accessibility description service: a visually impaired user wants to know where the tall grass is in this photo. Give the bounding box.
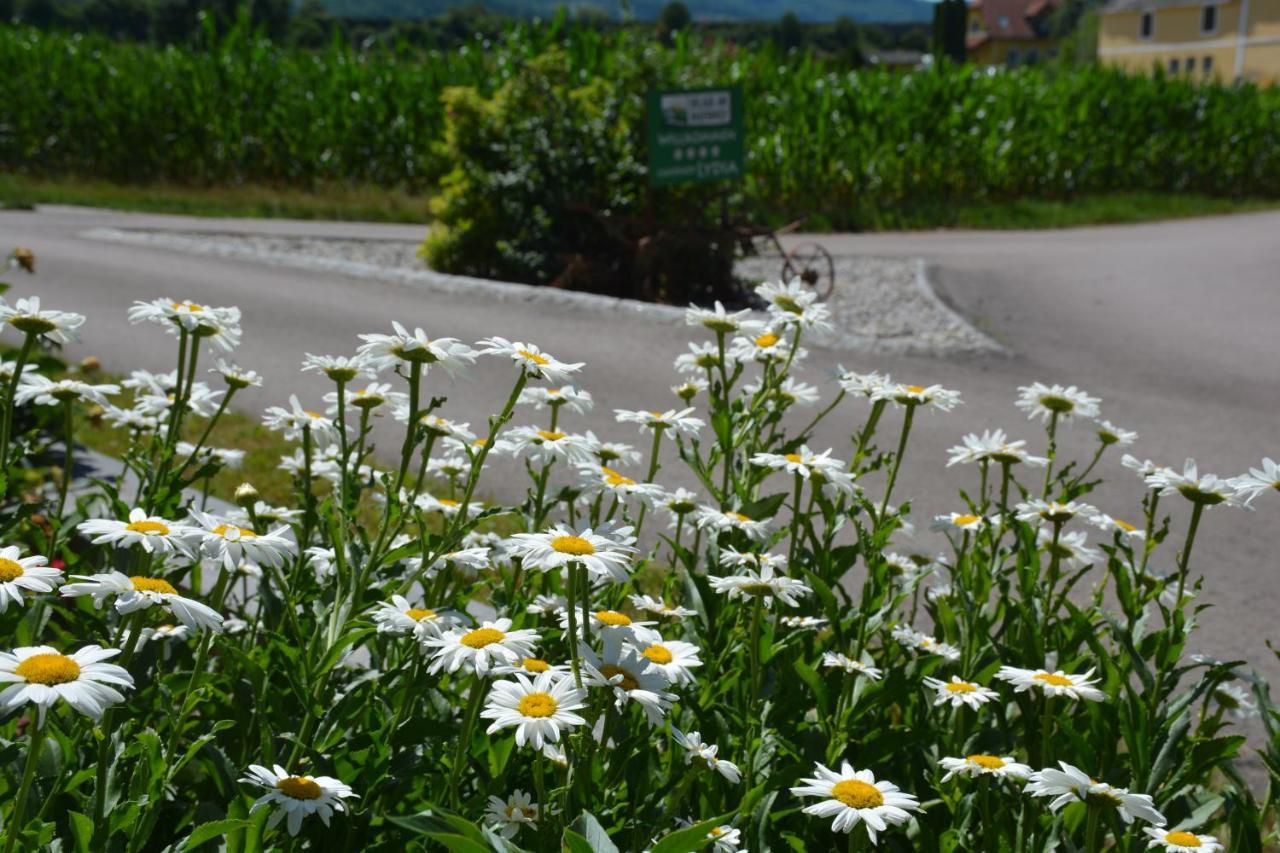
[2,21,1278,228]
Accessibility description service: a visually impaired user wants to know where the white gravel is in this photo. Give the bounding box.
[81,228,999,356]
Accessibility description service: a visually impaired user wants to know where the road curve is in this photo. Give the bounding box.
[3,204,1279,693]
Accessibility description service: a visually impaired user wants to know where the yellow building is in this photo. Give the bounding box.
[966,0,1063,66]
[1098,0,1280,86]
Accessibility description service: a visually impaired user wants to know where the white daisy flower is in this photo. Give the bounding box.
[1146,459,1245,508]
[1037,528,1100,569]
[758,279,834,333]
[745,376,820,407]
[491,657,570,680]
[581,632,675,725]
[122,623,193,647]
[1090,512,1145,540]
[500,426,595,464]
[821,652,882,680]
[0,546,61,612]
[995,665,1105,701]
[1015,499,1098,526]
[836,368,893,399]
[705,824,743,852]
[556,608,655,640]
[60,570,224,632]
[505,524,636,584]
[686,300,750,333]
[730,323,803,364]
[1024,762,1164,825]
[481,671,588,749]
[175,442,245,470]
[708,563,811,609]
[628,594,696,619]
[14,374,119,408]
[413,492,480,519]
[932,512,986,533]
[750,445,843,480]
[422,618,541,676]
[674,341,728,375]
[1232,457,1280,504]
[614,407,704,436]
[518,385,593,414]
[1210,683,1259,719]
[1016,383,1101,422]
[672,728,742,783]
[628,628,702,686]
[923,676,998,710]
[659,488,700,524]
[134,384,224,419]
[576,464,666,506]
[263,395,342,446]
[695,506,771,541]
[583,431,643,466]
[939,754,1032,782]
[780,615,828,630]
[1142,827,1223,852]
[301,353,375,383]
[128,299,242,351]
[1096,419,1138,447]
[0,644,133,723]
[356,321,477,373]
[672,378,709,403]
[210,359,263,390]
[484,790,549,839]
[790,761,921,841]
[240,764,356,837]
[873,382,962,412]
[946,429,1048,467]
[188,511,295,571]
[526,594,567,617]
[324,382,403,415]
[77,508,196,558]
[477,337,583,385]
[890,626,962,661]
[1,296,85,343]
[370,595,458,640]
[1123,454,1170,479]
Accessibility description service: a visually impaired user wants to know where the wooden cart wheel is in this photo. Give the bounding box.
[781,242,836,302]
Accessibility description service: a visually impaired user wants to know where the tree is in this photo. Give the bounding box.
[932,0,966,63]
[657,0,691,43]
[0,0,13,23]
[83,0,152,39]
[777,11,803,51]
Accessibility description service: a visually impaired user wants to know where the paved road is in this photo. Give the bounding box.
[3,205,1279,695]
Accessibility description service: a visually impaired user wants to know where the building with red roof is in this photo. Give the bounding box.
[966,0,1063,66]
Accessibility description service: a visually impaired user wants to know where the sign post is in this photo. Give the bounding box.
[645,86,745,188]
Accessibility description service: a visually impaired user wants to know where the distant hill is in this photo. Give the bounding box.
[321,0,936,24]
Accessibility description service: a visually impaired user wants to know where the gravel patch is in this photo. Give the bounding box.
[82,228,999,356]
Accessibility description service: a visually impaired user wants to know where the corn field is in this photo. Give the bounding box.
[1,23,1279,227]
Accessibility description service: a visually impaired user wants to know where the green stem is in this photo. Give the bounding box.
[448,675,486,806]
[0,331,36,474]
[566,563,583,689]
[3,721,46,853]
[1041,412,1060,498]
[877,404,915,524]
[52,397,74,550]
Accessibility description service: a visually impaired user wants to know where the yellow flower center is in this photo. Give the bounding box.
[966,754,1006,769]
[171,301,204,312]
[438,498,460,507]
[522,657,550,673]
[953,514,980,525]
[518,349,550,366]
[728,511,753,523]
[517,691,558,718]
[754,332,779,348]
[1034,672,1074,687]
[1115,519,1137,532]
[1164,832,1202,847]
[642,644,674,664]
[945,681,978,694]
[551,535,595,556]
[460,627,505,648]
[276,776,323,800]
[131,576,178,595]
[125,519,170,536]
[785,453,802,463]
[595,610,631,626]
[405,608,437,622]
[709,827,726,837]
[0,558,24,582]
[830,779,884,809]
[603,467,636,486]
[905,384,926,394]
[211,523,257,539]
[599,664,639,691]
[15,652,80,685]
[536,430,566,441]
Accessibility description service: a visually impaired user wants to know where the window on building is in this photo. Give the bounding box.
[1203,55,1214,74]
[1140,11,1154,38]
[1185,56,1196,72]
[1201,4,1217,33]
[1169,57,1179,72]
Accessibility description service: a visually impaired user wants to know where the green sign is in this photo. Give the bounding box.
[646,86,744,187]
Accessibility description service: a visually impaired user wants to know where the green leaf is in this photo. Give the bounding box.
[66,810,93,853]
[181,819,251,851]
[648,814,731,853]
[568,812,619,852]
[562,829,597,853]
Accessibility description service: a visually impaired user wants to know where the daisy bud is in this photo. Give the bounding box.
[235,482,260,509]
[79,356,101,374]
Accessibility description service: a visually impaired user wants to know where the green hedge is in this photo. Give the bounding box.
[2,23,1278,229]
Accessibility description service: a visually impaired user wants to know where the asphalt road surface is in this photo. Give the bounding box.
[3,205,1278,697]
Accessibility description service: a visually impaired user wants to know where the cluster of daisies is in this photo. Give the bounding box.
[0,275,1276,851]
